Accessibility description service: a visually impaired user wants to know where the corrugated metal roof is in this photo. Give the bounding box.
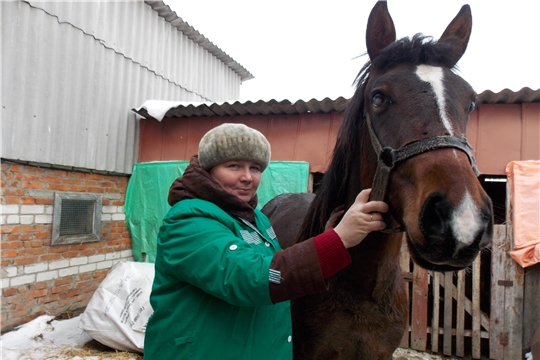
[2,0,246,174]
[133,88,540,120]
[133,97,349,119]
[476,87,540,104]
[145,1,253,82]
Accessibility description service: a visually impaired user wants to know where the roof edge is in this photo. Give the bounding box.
[145,1,254,82]
[476,87,540,104]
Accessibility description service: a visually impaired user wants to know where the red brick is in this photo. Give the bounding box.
[34,232,51,240]
[21,181,45,189]
[48,184,70,191]
[83,180,99,186]
[2,241,23,249]
[10,308,31,318]
[3,250,17,257]
[35,197,54,205]
[21,174,39,181]
[1,259,12,267]
[40,175,61,183]
[1,188,24,196]
[39,254,62,262]
[51,284,71,294]
[65,289,80,298]
[67,185,85,192]
[13,256,39,265]
[3,288,17,297]
[1,225,20,234]
[20,225,46,233]
[4,197,19,204]
[5,234,21,241]
[24,247,47,256]
[32,282,49,290]
[87,187,105,193]
[54,278,72,286]
[86,174,104,181]
[25,290,48,299]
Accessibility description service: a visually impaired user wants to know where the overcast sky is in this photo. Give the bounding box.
[166,0,540,102]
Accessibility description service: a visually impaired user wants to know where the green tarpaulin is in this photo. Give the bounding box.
[124,161,310,263]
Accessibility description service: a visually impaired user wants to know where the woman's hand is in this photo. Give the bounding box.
[333,189,389,248]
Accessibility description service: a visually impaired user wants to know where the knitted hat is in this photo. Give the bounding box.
[198,123,271,171]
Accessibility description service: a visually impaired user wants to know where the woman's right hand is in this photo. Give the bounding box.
[333,189,389,248]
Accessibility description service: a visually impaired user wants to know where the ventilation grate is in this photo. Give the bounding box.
[59,199,95,236]
[52,193,102,245]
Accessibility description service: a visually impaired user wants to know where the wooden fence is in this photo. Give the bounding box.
[399,224,527,359]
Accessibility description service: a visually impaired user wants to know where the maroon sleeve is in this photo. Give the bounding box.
[268,230,352,304]
[313,229,352,278]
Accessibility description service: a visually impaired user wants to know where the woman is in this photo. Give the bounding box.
[144,123,388,359]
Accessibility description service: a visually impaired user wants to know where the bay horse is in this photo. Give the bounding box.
[261,2,493,359]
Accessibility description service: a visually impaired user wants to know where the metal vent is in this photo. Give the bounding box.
[52,193,102,245]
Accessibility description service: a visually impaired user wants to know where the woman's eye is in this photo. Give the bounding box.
[373,93,385,108]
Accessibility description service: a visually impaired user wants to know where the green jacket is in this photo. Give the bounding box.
[144,198,292,359]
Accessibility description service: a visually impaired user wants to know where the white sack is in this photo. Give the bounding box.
[79,261,154,352]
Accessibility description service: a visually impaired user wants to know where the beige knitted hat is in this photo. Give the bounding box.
[198,123,271,171]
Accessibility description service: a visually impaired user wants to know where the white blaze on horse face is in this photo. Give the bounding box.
[415,65,454,135]
[451,191,483,247]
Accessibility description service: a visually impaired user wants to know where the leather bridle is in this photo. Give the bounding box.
[365,112,480,233]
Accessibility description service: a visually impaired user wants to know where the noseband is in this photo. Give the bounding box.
[365,112,480,233]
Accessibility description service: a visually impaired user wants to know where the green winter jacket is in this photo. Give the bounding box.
[144,198,293,359]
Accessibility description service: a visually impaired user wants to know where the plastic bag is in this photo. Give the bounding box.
[79,261,154,352]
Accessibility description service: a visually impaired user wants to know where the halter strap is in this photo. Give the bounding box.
[365,112,480,233]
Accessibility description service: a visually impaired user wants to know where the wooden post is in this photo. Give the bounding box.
[399,236,411,348]
[490,225,506,360]
[431,270,440,353]
[443,271,454,356]
[472,256,482,358]
[503,224,524,360]
[455,270,466,357]
[411,264,428,351]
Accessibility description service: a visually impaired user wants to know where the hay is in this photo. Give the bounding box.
[57,344,143,359]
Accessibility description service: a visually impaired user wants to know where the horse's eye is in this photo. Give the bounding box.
[373,93,385,108]
[468,101,476,113]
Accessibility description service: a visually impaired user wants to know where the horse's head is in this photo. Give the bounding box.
[361,3,493,271]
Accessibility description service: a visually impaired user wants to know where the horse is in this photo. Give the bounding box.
[261,2,493,359]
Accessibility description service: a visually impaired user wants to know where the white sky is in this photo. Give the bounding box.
[166,0,540,102]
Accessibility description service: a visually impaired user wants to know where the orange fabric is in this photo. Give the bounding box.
[506,161,540,268]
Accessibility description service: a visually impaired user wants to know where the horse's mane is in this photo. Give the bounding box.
[295,34,460,242]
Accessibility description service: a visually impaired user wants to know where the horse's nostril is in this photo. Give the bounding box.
[420,193,452,237]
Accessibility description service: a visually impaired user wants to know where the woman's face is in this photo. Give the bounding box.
[209,160,262,203]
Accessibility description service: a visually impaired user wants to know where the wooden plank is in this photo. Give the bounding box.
[429,326,490,339]
[443,272,454,356]
[436,272,490,332]
[431,271,440,353]
[399,236,411,348]
[490,225,506,360]
[503,224,525,360]
[455,270,466,357]
[472,256,482,359]
[523,263,540,350]
[411,264,429,351]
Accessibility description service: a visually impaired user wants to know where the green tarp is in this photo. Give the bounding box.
[124,161,309,263]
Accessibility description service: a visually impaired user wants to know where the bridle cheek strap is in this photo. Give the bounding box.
[365,113,480,233]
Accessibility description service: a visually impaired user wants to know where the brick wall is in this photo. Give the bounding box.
[1,161,134,333]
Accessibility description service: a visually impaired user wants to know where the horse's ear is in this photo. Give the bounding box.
[366,1,396,61]
[439,4,472,66]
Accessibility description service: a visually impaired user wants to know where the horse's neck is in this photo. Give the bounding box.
[338,231,404,295]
